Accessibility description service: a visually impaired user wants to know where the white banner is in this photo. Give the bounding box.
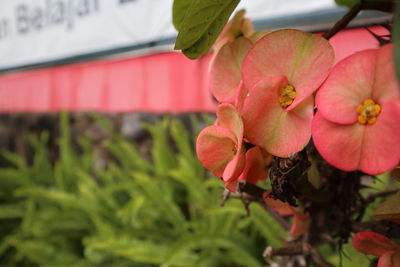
[0,0,178,69]
[0,0,336,70]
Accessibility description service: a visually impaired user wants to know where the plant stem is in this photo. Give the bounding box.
[322,3,363,40]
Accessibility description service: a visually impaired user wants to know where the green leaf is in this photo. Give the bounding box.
[307,157,321,189]
[394,1,400,82]
[175,0,240,59]
[172,0,194,31]
[335,0,359,8]
[374,192,400,218]
[249,204,287,248]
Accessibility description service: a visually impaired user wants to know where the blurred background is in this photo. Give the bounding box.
[0,0,392,266]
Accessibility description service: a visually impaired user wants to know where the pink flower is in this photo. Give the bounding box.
[196,103,245,191]
[241,29,334,157]
[313,44,400,175]
[353,231,400,267]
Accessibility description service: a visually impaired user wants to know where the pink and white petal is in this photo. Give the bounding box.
[353,232,399,256]
[372,44,400,103]
[242,29,334,111]
[359,101,400,175]
[222,147,246,182]
[312,112,363,172]
[234,81,248,114]
[316,49,377,124]
[210,37,253,102]
[378,252,400,267]
[248,30,270,43]
[196,125,237,177]
[216,103,244,139]
[243,76,314,157]
[239,146,271,184]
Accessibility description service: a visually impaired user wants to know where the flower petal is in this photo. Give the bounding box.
[210,37,253,102]
[358,101,400,174]
[216,103,244,140]
[378,251,400,267]
[242,29,334,111]
[263,192,294,216]
[214,9,253,53]
[312,112,363,172]
[353,232,399,256]
[372,44,400,103]
[234,81,248,114]
[313,103,400,175]
[290,212,310,238]
[242,76,314,157]
[222,147,245,182]
[239,146,271,184]
[196,125,237,177]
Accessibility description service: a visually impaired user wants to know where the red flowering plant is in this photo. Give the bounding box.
[174,1,400,266]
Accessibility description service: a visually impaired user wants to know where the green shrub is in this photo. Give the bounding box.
[0,113,286,267]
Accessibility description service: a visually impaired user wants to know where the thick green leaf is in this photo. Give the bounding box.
[173,0,194,31]
[175,0,240,59]
[394,2,400,82]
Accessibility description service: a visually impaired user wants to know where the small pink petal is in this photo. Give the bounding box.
[239,146,271,184]
[378,251,400,267]
[216,103,244,140]
[290,212,310,238]
[225,178,238,193]
[210,38,253,102]
[263,192,294,216]
[214,9,253,53]
[196,126,237,177]
[234,81,248,114]
[242,29,334,111]
[222,146,245,182]
[353,232,399,256]
[242,76,314,157]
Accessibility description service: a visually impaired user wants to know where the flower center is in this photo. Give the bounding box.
[278,84,296,109]
[356,99,381,125]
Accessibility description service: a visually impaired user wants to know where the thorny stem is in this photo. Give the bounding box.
[264,243,335,267]
[364,189,398,204]
[322,3,362,40]
[236,181,291,231]
[322,0,394,40]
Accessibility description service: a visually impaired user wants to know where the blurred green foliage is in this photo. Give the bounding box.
[0,113,286,266]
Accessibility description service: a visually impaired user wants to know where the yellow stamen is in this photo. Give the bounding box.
[232,145,238,154]
[278,84,296,109]
[356,98,381,125]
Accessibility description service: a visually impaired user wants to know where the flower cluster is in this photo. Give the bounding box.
[196,11,400,194]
